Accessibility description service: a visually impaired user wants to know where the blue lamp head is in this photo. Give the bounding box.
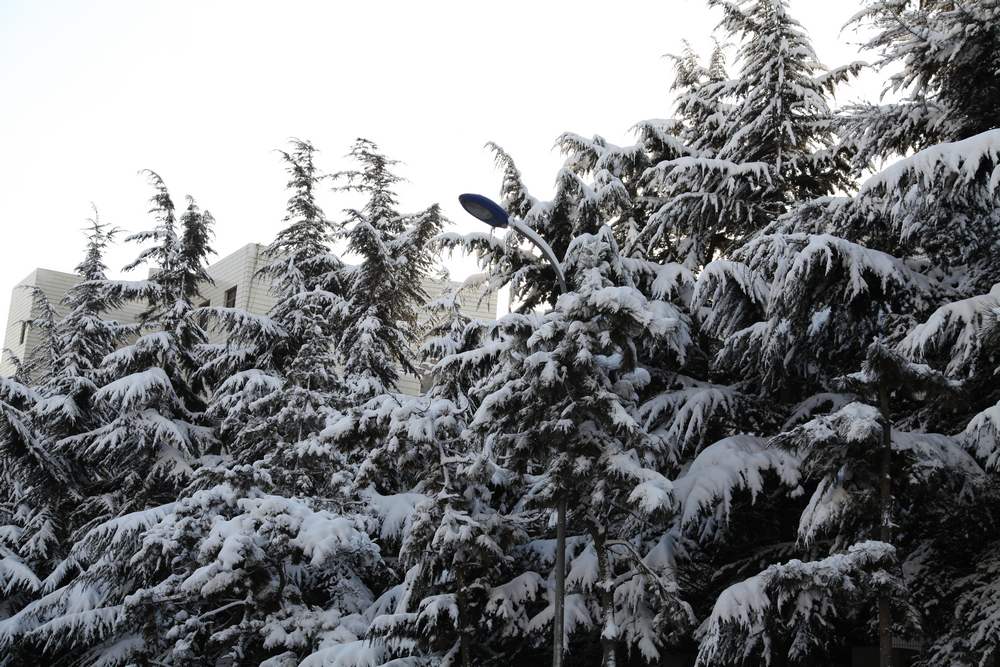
[459,193,509,228]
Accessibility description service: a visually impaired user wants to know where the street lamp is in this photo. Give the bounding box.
[458,194,567,293]
[458,193,569,667]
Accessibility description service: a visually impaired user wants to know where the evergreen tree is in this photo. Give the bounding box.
[467,229,696,664]
[61,173,216,518]
[710,0,855,206]
[841,0,1000,166]
[335,138,444,401]
[361,283,534,667]
[0,375,48,637]
[202,138,346,494]
[0,215,127,650]
[693,60,999,667]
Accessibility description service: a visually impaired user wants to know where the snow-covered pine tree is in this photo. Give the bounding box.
[61,172,216,518]
[319,139,446,504]
[883,152,1000,665]
[697,540,899,665]
[841,0,1000,167]
[0,468,384,666]
[694,228,939,397]
[668,40,732,158]
[445,114,775,660]
[334,138,444,403]
[710,0,855,205]
[0,146,379,667]
[692,125,1000,662]
[16,215,128,572]
[693,342,984,664]
[0,375,48,640]
[618,0,859,269]
[0,210,184,664]
[0,217,120,629]
[201,138,346,496]
[354,282,535,667]
[466,229,696,665]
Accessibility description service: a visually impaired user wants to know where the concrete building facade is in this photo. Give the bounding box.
[1,243,497,395]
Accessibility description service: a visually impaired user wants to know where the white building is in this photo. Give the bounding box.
[0,243,497,395]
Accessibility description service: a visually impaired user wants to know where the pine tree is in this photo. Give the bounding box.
[0,375,48,635]
[697,541,900,665]
[61,173,216,518]
[0,215,128,650]
[692,86,998,667]
[841,0,1000,166]
[358,283,537,667]
[335,138,444,401]
[710,0,854,206]
[467,229,697,664]
[25,215,127,561]
[202,138,346,495]
[618,0,857,268]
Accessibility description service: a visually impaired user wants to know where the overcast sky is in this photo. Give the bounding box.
[0,0,882,334]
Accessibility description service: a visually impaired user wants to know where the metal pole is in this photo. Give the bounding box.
[878,382,893,667]
[508,220,567,292]
[506,219,567,667]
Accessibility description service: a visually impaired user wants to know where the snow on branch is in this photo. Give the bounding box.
[673,435,801,539]
[93,368,178,412]
[638,379,749,458]
[696,541,897,666]
[860,128,1000,195]
[898,284,1000,377]
[966,403,1000,472]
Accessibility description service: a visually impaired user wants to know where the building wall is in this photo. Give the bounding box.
[1,243,498,396]
[196,244,276,344]
[1,269,40,377]
[0,268,146,378]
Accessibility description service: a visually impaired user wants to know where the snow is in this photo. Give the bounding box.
[798,476,851,544]
[364,490,428,541]
[808,307,831,336]
[607,450,675,514]
[966,402,1000,471]
[484,572,545,631]
[640,381,745,456]
[861,128,1000,194]
[93,368,176,411]
[298,641,405,667]
[697,541,896,665]
[78,503,178,553]
[892,429,984,481]
[694,259,768,309]
[783,392,856,429]
[672,435,801,531]
[898,284,1000,375]
[785,234,923,302]
[565,543,599,591]
[0,555,41,594]
[294,510,372,566]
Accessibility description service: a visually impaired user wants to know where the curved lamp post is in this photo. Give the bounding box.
[458,193,568,667]
[458,193,567,293]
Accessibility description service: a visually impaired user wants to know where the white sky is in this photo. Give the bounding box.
[0,0,882,333]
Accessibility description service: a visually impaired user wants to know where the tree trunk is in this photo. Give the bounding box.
[592,526,618,667]
[553,497,566,667]
[878,384,893,667]
[456,567,472,667]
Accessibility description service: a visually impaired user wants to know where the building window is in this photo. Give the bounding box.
[224,286,237,308]
[18,321,27,345]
